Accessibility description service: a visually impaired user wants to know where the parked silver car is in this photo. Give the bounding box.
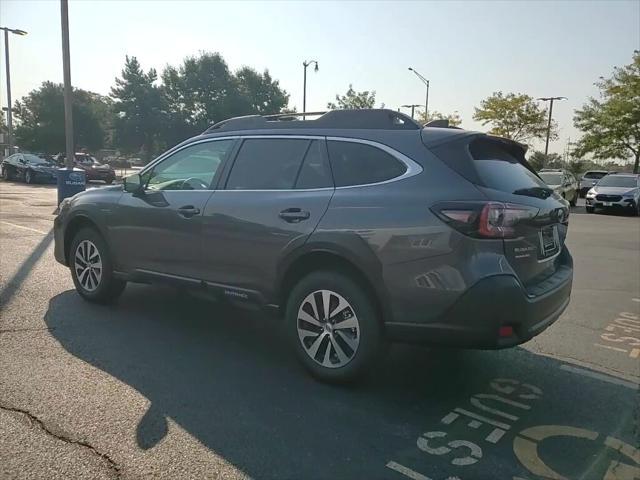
[585,174,640,215]
[579,170,609,197]
[538,169,579,206]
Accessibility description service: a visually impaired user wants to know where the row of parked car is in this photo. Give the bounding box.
[0,152,116,184]
[538,168,640,215]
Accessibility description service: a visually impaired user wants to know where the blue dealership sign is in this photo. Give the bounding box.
[57,167,86,205]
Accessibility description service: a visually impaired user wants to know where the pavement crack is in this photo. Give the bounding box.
[0,403,121,479]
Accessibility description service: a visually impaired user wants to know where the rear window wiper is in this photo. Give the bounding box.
[513,186,553,199]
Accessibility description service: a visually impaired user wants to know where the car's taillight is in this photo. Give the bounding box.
[431,202,539,239]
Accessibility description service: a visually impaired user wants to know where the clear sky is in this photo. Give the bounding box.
[1,0,639,155]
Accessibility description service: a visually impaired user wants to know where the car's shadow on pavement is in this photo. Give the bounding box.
[44,286,638,479]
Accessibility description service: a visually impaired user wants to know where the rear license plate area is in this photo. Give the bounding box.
[538,225,559,259]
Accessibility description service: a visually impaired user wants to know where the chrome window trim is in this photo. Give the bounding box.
[138,134,423,193]
[326,136,423,189]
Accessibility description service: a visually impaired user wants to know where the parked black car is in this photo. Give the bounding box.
[54,110,573,383]
[1,153,58,183]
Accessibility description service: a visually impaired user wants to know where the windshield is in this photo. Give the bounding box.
[23,154,54,165]
[596,176,638,188]
[539,172,563,185]
[583,171,607,180]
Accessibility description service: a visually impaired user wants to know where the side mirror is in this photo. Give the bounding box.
[123,173,143,194]
[18,158,25,164]
[592,181,597,186]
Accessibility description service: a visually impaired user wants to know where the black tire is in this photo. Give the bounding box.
[25,169,34,184]
[286,270,383,383]
[70,227,126,304]
[586,206,595,213]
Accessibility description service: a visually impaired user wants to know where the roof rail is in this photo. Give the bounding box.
[203,109,422,133]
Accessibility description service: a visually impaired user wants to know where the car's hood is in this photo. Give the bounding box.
[592,186,636,195]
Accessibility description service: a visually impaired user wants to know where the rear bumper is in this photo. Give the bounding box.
[385,251,573,348]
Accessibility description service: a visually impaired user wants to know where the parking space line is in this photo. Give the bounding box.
[0,221,50,235]
[594,343,629,353]
[386,461,433,480]
[560,364,639,389]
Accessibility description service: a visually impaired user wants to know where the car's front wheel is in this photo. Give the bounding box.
[70,227,126,304]
[286,270,383,383]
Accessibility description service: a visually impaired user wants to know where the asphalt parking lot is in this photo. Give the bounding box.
[1,180,639,480]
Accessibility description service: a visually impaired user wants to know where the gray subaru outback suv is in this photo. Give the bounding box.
[54,109,573,383]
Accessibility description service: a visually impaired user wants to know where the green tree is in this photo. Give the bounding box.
[327,84,376,109]
[13,81,110,153]
[417,110,462,127]
[528,151,563,171]
[161,52,290,146]
[473,91,555,144]
[234,66,289,115]
[111,56,166,158]
[573,51,640,173]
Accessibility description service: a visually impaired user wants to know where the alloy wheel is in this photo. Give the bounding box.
[297,290,360,368]
[74,240,102,292]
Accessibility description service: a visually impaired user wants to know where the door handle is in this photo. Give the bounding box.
[279,208,310,223]
[177,205,201,218]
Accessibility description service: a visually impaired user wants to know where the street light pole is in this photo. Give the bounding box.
[302,60,318,120]
[537,96,567,156]
[1,26,27,155]
[401,104,421,119]
[60,0,74,169]
[408,67,430,121]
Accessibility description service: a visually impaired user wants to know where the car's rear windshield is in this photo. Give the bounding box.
[539,172,563,185]
[583,171,608,179]
[468,139,546,193]
[597,176,638,188]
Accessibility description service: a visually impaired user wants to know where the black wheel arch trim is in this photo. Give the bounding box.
[276,234,393,322]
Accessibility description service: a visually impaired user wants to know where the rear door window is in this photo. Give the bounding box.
[326,140,406,187]
[295,140,333,189]
[468,139,546,192]
[226,138,310,190]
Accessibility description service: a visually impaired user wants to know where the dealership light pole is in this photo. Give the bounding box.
[537,96,567,156]
[401,104,422,119]
[408,67,430,121]
[60,0,75,169]
[302,60,318,120]
[1,26,27,155]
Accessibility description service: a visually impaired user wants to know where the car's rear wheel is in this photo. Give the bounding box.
[286,270,382,383]
[70,227,126,304]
